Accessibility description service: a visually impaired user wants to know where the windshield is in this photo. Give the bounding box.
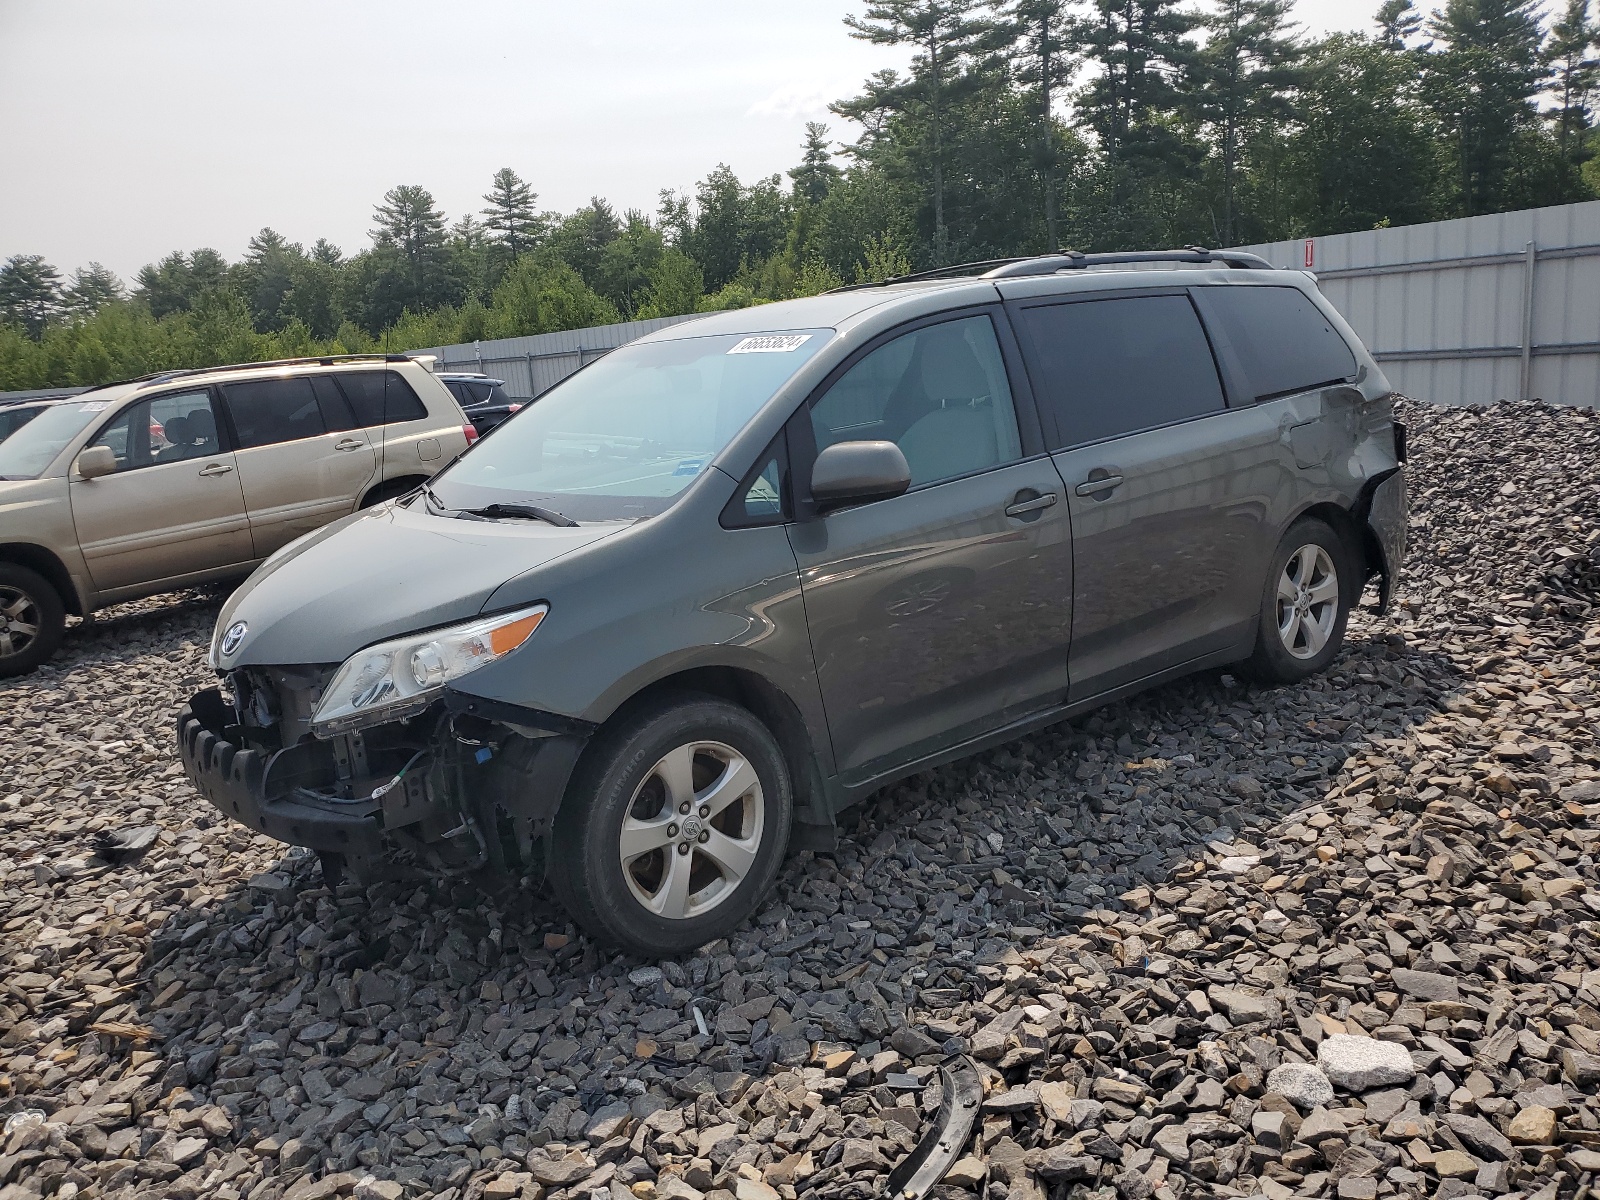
[0,399,114,479]
[430,329,830,520]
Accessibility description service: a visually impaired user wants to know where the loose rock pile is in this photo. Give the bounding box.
[2,399,1599,1200]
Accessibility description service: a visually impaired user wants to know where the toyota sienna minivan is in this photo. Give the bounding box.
[179,248,1408,955]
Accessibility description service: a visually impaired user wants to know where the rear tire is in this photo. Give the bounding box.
[549,694,792,958]
[0,564,66,678]
[1240,517,1352,685]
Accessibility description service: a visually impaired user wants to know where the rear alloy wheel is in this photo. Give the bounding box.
[0,564,65,678]
[550,695,792,956]
[1241,517,1352,684]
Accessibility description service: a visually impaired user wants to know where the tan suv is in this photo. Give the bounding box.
[0,354,472,675]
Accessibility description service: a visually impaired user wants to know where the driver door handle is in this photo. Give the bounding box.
[197,463,234,477]
[334,438,366,451]
[1004,491,1059,517]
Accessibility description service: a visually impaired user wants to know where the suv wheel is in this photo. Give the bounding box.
[0,564,66,678]
[1241,518,1352,685]
[550,695,792,957]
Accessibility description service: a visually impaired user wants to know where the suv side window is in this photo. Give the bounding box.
[336,371,429,426]
[86,390,223,471]
[1016,294,1226,448]
[810,314,1022,489]
[1194,285,1358,402]
[220,378,327,448]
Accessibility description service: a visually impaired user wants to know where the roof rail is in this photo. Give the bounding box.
[132,353,415,389]
[982,247,1275,277]
[829,246,1275,292]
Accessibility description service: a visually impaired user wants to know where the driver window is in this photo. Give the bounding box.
[809,315,1022,488]
[86,390,220,472]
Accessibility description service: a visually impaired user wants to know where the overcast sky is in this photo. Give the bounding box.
[2,0,1378,283]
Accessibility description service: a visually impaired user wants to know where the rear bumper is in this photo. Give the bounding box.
[177,688,386,858]
[1364,467,1408,612]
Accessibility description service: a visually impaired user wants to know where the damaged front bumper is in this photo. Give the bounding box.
[177,678,591,880]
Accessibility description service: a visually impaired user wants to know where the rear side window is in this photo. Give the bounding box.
[336,371,429,426]
[1196,285,1357,402]
[220,378,327,448]
[1016,295,1226,448]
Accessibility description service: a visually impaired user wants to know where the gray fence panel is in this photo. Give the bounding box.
[1232,200,1600,408]
[414,314,706,402]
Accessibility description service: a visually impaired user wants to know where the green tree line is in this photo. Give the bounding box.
[2,0,1597,391]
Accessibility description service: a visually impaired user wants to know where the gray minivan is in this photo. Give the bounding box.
[178,249,1407,955]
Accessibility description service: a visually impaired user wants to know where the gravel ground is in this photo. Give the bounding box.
[3,398,1600,1200]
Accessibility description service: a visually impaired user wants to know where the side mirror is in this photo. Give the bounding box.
[75,446,117,479]
[810,440,911,513]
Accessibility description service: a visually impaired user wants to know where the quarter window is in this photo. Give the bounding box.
[220,378,327,448]
[1195,286,1358,401]
[1017,295,1227,448]
[85,390,223,472]
[336,371,429,426]
[810,315,1022,489]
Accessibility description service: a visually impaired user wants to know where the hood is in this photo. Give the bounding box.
[216,501,622,666]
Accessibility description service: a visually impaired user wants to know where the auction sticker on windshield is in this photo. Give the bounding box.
[727,334,813,354]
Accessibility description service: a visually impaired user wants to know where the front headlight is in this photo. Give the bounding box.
[311,603,548,733]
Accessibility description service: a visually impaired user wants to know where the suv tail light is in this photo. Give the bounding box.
[463,423,478,445]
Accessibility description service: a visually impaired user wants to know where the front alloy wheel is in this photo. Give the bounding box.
[618,741,765,920]
[550,695,792,957]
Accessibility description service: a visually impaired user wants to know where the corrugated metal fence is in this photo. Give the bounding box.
[412,314,705,401]
[1232,200,1600,409]
[6,201,1599,409]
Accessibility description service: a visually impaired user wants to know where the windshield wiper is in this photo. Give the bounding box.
[458,502,579,528]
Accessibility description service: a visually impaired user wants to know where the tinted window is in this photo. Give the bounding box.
[1197,286,1358,401]
[310,375,358,432]
[485,382,512,405]
[221,378,327,448]
[811,315,1022,489]
[337,371,428,426]
[0,406,44,441]
[1017,295,1226,448]
[86,390,221,472]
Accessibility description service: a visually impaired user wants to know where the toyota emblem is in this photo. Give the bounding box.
[220,621,248,657]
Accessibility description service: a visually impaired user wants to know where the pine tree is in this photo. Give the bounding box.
[790,123,844,204]
[1002,0,1079,248]
[0,255,62,337]
[1375,0,1424,51]
[1548,0,1599,165]
[481,168,545,261]
[837,0,993,262]
[1194,0,1302,245]
[1077,0,1200,165]
[62,263,124,317]
[1422,0,1549,215]
[371,184,457,313]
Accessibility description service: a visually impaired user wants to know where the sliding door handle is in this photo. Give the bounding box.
[1075,473,1123,497]
[1004,491,1059,517]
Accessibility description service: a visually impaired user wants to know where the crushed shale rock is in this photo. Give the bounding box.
[3,398,1600,1200]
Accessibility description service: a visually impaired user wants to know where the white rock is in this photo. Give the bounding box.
[1265,1062,1334,1110]
[1318,1035,1417,1090]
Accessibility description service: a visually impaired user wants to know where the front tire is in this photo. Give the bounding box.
[549,695,793,957]
[1240,518,1352,685]
[0,564,66,678]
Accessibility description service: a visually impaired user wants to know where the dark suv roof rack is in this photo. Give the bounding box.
[833,246,1275,292]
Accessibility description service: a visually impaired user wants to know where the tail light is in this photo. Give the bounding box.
[462,423,478,444]
[509,404,522,413]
